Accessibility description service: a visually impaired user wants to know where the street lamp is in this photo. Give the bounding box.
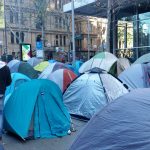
[71,0,76,63]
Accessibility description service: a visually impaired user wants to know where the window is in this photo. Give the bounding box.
[56,35,58,46]
[60,35,62,46]
[16,32,19,44]
[15,12,18,24]
[55,17,58,28]
[21,13,24,25]
[10,10,13,23]
[11,32,14,44]
[63,36,66,46]
[21,32,24,42]
[59,17,62,28]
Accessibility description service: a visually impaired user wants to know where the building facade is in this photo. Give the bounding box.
[0,0,71,58]
[64,0,150,61]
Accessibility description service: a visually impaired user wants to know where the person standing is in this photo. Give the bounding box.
[0,61,12,150]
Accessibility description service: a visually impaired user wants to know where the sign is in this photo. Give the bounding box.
[20,43,32,61]
[36,41,43,58]
[36,41,43,50]
[0,0,5,28]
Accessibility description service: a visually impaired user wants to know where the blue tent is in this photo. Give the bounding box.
[72,60,83,73]
[5,73,31,104]
[48,59,57,63]
[70,89,150,150]
[4,79,71,140]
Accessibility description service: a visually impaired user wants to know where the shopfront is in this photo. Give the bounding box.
[112,2,150,61]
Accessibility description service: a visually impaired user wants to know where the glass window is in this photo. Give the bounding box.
[16,32,19,44]
[10,10,13,23]
[11,32,14,44]
[63,36,66,46]
[60,35,62,46]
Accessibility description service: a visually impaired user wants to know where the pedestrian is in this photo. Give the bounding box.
[0,61,12,150]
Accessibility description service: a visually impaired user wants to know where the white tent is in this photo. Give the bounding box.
[64,68,128,119]
[79,52,118,73]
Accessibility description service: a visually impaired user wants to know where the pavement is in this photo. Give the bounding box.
[2,118,87,150]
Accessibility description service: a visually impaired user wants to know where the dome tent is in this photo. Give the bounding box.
[5,73,31,105]
[27,57,41,67]
[79,52,117,74]
[7,59,20,69]
[70,89,150,150]
[134,53,150,64]
[7,61,38,79]
[38,62,67,79]
[63,68,128,119]
[4,79,71,140]
[119,63,150,90]
[49,69,77,92]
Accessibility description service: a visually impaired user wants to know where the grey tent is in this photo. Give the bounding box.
[8,61,38,79]
[18,62,38,79]
[27,57,41,67]
[134,53,150,64]
[7,61,20,73]
[63,68,128,119]
[70,88,150,150]
[117,58,130,76]
[119,63,150,90]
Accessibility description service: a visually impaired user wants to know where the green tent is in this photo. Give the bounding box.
[34,61,49,72]
[4,79,71,140]
[18,62,39,79]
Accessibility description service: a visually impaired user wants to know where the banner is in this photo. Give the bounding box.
[0,0,5,28]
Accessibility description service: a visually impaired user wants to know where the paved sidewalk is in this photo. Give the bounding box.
[3,119,87,150]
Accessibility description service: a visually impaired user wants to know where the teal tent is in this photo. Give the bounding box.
[5,73,31,105]
[4,79,71,140]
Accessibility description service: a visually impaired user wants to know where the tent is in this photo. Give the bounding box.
[70,89,150,150]
[109,58,131,77]
[39,62,67,79]
[7,61,38,79]
[5,73,31,105]
[72,60,83,74]
[117,58,130,76]
[34,61,49,72]
[48,59,57,63]
[18,62,39,79]
[4,79,71,140]
[49,69,77,92]
[79,52,117,73]
[27,57,41,67]
[65,64,78,75]
[134,53,150,64]
[63,68,128,119]
[7,61,20,73]
[7,59,20,69]
[119,63,150,90]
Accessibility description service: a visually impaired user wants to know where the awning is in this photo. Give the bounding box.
[63,0,150,18]
[63,0,108,18]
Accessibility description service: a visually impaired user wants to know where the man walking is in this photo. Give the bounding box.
[0,61,11,150]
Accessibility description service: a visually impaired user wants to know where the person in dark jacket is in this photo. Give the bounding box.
[0,61,11,150]
[0,61,12,95]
